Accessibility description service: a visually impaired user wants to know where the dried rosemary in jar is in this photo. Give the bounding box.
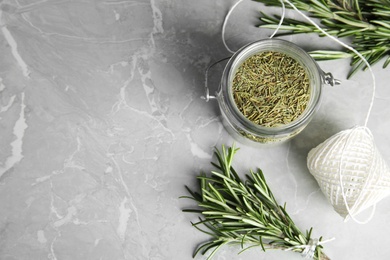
[217,39,329,146]
[232,51,310,128]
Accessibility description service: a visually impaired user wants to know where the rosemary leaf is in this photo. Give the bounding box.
[254,0,390,78]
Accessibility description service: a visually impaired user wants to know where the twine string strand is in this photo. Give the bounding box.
[221,0,244,54]
[285,237,335,258]
[222,0,286,51]
[337,127,377,224]
[269,0,285,38]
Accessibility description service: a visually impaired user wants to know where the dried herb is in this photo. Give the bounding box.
[181,145,331,259]
[232,51,310,127]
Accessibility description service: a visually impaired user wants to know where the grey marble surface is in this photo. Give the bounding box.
[1,0,390,259]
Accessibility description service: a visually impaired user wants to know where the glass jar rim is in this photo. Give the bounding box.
[218,38,322,136]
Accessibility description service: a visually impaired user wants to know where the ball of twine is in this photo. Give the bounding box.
[307,126,390,223]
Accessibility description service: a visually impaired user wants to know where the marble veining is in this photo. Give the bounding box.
[1,0,390,259]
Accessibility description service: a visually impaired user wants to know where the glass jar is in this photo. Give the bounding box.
[208,39,339,146]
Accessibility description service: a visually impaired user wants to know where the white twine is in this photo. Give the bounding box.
[269,0,285,39]
[221,0,244,54]
[337,126,378,224]
[285,237,335,259]
[221,0,285,53]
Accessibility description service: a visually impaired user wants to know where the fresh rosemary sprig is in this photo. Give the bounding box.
[254,0,390,78]
[182,145,330,259]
